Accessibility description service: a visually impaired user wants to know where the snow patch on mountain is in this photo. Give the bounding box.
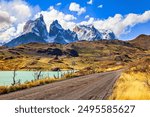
[23,14,49,39]
[99,29,116,40]
[73,25,103,41]
[73,25,116,41]
[47,20,78,44]
[4,15,117,47]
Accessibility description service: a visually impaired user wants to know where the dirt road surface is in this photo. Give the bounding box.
[0,70,122,100]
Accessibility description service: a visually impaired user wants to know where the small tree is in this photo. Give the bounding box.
[11,68,17,86]
[33,71,42,80]
[53,75,57,79]
[53,69,61,79]
[71,61,76,73]
[11,68,22,86]
[57,70,60,79]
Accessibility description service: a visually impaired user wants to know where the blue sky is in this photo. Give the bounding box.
[28,0,150,18]
[0,0,150,42]
[27,0,150,40]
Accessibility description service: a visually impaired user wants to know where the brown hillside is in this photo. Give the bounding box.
[129,34,150,50]
[0,40,146,70]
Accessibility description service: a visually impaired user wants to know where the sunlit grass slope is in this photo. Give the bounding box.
[109,57,150,100]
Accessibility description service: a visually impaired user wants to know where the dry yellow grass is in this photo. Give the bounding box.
[0,78,61,95]
[0,72,77,95]
[109,72,150,100]
[109,57,150,100]
[95,65,123,73]
[0,62,124,95]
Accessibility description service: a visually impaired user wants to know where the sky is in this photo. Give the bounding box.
[0,0,150,43]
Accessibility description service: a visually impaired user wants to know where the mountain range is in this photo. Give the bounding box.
[48,20,78,44]
[73,25,116,41]
[5,14,116,47]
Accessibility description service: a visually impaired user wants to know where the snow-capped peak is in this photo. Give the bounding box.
[99,29,116,40]
[73,25,103,41]
[50,20,63,30]
[73,25,116,41]
[49,20,63,38]
[47,20,78,44]
[5,15,116,47]
[23,14,49,39]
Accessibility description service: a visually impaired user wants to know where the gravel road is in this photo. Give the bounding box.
[0,70,122,100]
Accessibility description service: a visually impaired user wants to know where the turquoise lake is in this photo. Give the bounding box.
[0,71,73,86]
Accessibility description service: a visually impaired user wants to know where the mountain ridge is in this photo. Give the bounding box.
[48,20,78,44]
[5,14,48,47]
[4,14,117,47]
[73,25,116,41]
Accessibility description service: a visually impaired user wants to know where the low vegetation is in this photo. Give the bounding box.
[0,63,124,95]
[0,41,142,71]
[0,40,149,98]
[109,57,150,100]
[0,72,77,95]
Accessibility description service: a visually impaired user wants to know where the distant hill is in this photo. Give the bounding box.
[129,34,150,50]
[0,39,146,70]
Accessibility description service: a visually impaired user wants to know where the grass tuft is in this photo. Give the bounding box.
[0,72,78,95]
[109,57,150,100]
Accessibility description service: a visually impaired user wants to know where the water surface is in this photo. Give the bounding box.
[0,71,72,86]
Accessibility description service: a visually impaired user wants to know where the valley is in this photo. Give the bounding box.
[0,14,150,100]
[0,40,143,71]
[0,37,150,100]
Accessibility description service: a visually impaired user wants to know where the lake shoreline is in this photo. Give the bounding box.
[0,70,76,86]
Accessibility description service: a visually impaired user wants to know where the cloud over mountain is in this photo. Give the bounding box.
[80,11,150,37]
[0,0,150,43]
[0,11,16,29]
[0,0,40,43]
[94,11,150,37]
[69,2,86,15]
[35,6,77,31]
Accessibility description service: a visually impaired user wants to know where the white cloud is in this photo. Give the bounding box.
[0,27,16,42]
[56,2,62,6]
[80,11,150,37]
[87,0,93,5]
[1,0,150,43]
[0,22,25,43]
[0,0,40,24]
[0,11,16,30]
[64,14,77,21]
[69,2,86,15]
[0,11,15,24]
[0,0,40,43]
[49,6,54,10]
[0,1,77,43]
[35,7,77,30]
[80,17,95,25]
[85,15,90,19]
[98,5,103,8]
